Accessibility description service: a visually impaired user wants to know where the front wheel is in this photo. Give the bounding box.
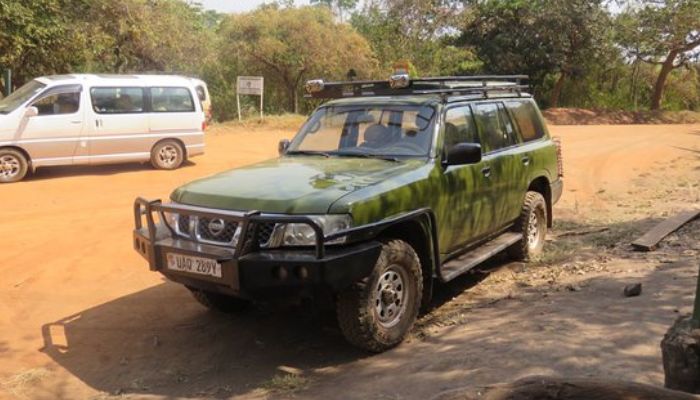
[151,140,184,170]
[336,239,423,352]
[508,191,548,261]
[0,148,29,183]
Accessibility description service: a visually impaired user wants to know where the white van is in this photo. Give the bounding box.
[0,74,206,183]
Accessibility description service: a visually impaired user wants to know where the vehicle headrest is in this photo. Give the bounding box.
[364,124,388,142]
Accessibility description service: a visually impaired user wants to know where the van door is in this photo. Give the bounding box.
[21,84,84,166]
[147,86,203,154]
[87,86,149,164]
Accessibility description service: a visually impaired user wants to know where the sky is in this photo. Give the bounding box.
[198,0,311,13]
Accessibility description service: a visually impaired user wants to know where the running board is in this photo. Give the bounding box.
[439,232,522,282]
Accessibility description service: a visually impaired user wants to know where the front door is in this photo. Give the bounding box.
[21,84,84,165]
[437,104,494,254]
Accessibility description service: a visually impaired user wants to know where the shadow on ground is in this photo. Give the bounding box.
[25,160,196,182]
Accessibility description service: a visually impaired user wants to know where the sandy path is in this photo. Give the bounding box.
[0,123,698,399]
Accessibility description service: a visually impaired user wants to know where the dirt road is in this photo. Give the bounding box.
[1,121,699,399]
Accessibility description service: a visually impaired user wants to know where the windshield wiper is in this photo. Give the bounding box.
[333,152,400,162]
[286,150,331,157]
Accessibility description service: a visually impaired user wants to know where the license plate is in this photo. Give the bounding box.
[166,253,222,278]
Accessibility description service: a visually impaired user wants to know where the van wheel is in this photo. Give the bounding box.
[508,191,547,261]
[336,239,422,353]
[187,287,250,313]
[0,149,29,183]
[151,140,184,170]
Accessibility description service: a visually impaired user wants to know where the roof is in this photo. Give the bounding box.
[34,74,199,87]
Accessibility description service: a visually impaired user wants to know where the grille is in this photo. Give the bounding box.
[197,217,239,243]
[177,215,191,234]
[257,222,277,246]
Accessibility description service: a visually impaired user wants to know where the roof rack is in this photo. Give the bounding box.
[304,75,529,99]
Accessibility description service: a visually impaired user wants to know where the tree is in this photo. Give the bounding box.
[461,0,611,107]
[310,0,358,21]
[219,6,377,113]
[617,0,700,110]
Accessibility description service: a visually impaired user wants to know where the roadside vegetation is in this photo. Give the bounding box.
[1,0,699,121]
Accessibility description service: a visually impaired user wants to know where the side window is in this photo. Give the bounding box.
[505,100,545,142]
[31,88,81,116]
[150,87,195,113]
[90,87,145,114]
[497,103,518,147]
[195,85,206,102]
[473,103,507,152]
[444,106,478,148]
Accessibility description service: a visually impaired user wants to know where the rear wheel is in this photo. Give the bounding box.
[187,287,250,313]
[336,239,422,352]
[0,149,29,183]
[151,140,184,170]
[508,191,547,261]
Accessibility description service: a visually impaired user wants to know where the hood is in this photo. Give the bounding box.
[171,156,427,214]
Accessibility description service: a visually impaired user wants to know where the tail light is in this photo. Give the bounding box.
[553,137,563,178]
[202,121,207,132]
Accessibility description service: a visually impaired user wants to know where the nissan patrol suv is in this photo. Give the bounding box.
[133,75,563,352]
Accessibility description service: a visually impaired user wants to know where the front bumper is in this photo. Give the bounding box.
[133,198,381,298]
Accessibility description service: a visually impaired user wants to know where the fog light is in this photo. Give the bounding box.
[274,266,288,281]
[296,266,309,280]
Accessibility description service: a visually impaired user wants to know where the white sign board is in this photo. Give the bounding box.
[236,76,264,121]
[237,76,264,96]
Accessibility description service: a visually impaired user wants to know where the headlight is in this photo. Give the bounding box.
[280,214,352,246]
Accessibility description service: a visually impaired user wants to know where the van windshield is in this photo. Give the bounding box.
[0,80,46,114]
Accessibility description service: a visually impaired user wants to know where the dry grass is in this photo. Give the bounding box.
[544,108,700,125]
[1,368,51,398]
[208,114,307,136]
[262,373,310,394]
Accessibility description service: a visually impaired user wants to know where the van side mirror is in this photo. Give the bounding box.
[444,143,482,166]
[24,106,39,118]
[278,139,290,155]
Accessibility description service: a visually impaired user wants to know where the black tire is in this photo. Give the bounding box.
[336,239,423,353]
[151,140,184,170]
[187,287,250,313]
[508,191,548,261]
[0,148,29,183]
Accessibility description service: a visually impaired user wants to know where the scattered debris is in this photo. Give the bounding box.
[624,283,643,297]
[632,209,700,251]
[557,227,610,238]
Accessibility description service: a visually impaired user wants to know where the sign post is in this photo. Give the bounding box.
[236,76,264,121]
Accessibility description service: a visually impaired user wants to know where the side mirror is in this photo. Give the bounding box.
[278,139,290,155]
[444,143,482,166]
[24,106,39,118]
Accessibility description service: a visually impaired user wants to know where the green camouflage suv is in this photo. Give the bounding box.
[133,75,563,352]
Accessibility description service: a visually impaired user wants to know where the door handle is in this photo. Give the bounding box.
[70,120,82,124]
[481,166,492,178]
[521,156,530,166]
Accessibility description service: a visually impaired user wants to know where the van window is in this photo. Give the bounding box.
[31,89,81,116]
[195,85,207,102]
[90,87,145,114]
[444,106,478,149]
[505,100,545,142]
[150,87,195,113]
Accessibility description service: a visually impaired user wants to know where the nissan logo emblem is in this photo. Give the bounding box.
[208,219,226,236]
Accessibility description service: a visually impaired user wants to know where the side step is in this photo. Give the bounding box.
[439,232,522,282]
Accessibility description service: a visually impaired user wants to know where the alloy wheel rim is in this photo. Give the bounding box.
[373,265,408,328]
[0,155,20,178]
[527,208,543,248]
[158,145,178,166]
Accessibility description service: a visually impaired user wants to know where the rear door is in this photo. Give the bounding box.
[87,86,149,163]
[21,84,84,165]
[472,102,522,231]
[148,86,203,145]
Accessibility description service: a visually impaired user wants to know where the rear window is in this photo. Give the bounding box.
[195,85,206,102]
[150,87,195,113]
[505,100,545,142]
[90,87,145,114]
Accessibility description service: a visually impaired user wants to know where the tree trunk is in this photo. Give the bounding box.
[287,85,298,114]
[651,50,678,110]
[550,71,567,108]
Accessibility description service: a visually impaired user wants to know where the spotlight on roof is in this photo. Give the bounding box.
[389,74,410,89]
[305,79,325,94]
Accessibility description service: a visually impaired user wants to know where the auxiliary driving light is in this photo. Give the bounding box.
[389,73,410,89]
[305,79,325,94]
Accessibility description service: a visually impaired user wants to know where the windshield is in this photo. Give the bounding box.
[288,104,436,158]
[0,80,46,114]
